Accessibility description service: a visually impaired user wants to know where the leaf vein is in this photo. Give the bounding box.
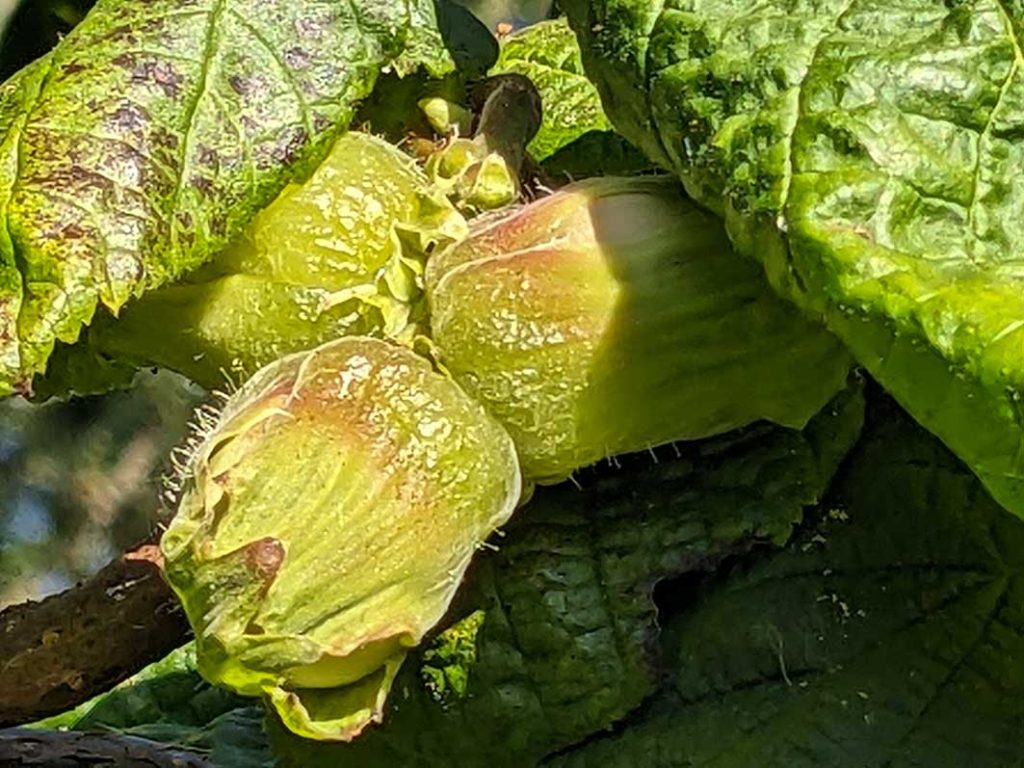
[168,0,227,255]
[878,582,1010,768]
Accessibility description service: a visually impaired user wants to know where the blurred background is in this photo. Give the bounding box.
[0,373,201,606]
[451,0,553,30]
[0,0,555,609]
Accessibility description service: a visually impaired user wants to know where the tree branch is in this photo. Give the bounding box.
[0,727,210,767]
[0,540,189,726]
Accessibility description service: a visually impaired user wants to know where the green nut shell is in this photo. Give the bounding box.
[74,132,467,390]
[160,336,521,741]
[426,176,853,482]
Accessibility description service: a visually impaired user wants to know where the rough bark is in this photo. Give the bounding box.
[0,541,188,726]
[0,727,210,767]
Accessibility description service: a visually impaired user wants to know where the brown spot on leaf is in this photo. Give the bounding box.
[312,113,331,133]
[62,222,87,240]
[151,126,179,150]
[35,165,115,195]
[110,102,149,136]
[196,145,218,168]
[137,17,167,34]
[192,177,215,199]
[102,23,139,45]
[240,114,259,134]
[228,74,249,96]
[254,127,309,170]
[210,214,227,238]
[113,54,185,98]
[295,16,327,39]
[283,47,312,71]
[146,60,185,98]
[228,73,268,98]
[63,60,86,76]
[191,176,214,197]
[176,211,193,230]
[274,127,308,165]
[111,52,136,70]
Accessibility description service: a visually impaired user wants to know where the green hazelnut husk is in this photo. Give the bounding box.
[426,176,853,482]
[59,132,467,391]
[160,336,521,741]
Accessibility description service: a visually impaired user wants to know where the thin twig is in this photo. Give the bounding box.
[0,538,188,726]
[0,727,210,767]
